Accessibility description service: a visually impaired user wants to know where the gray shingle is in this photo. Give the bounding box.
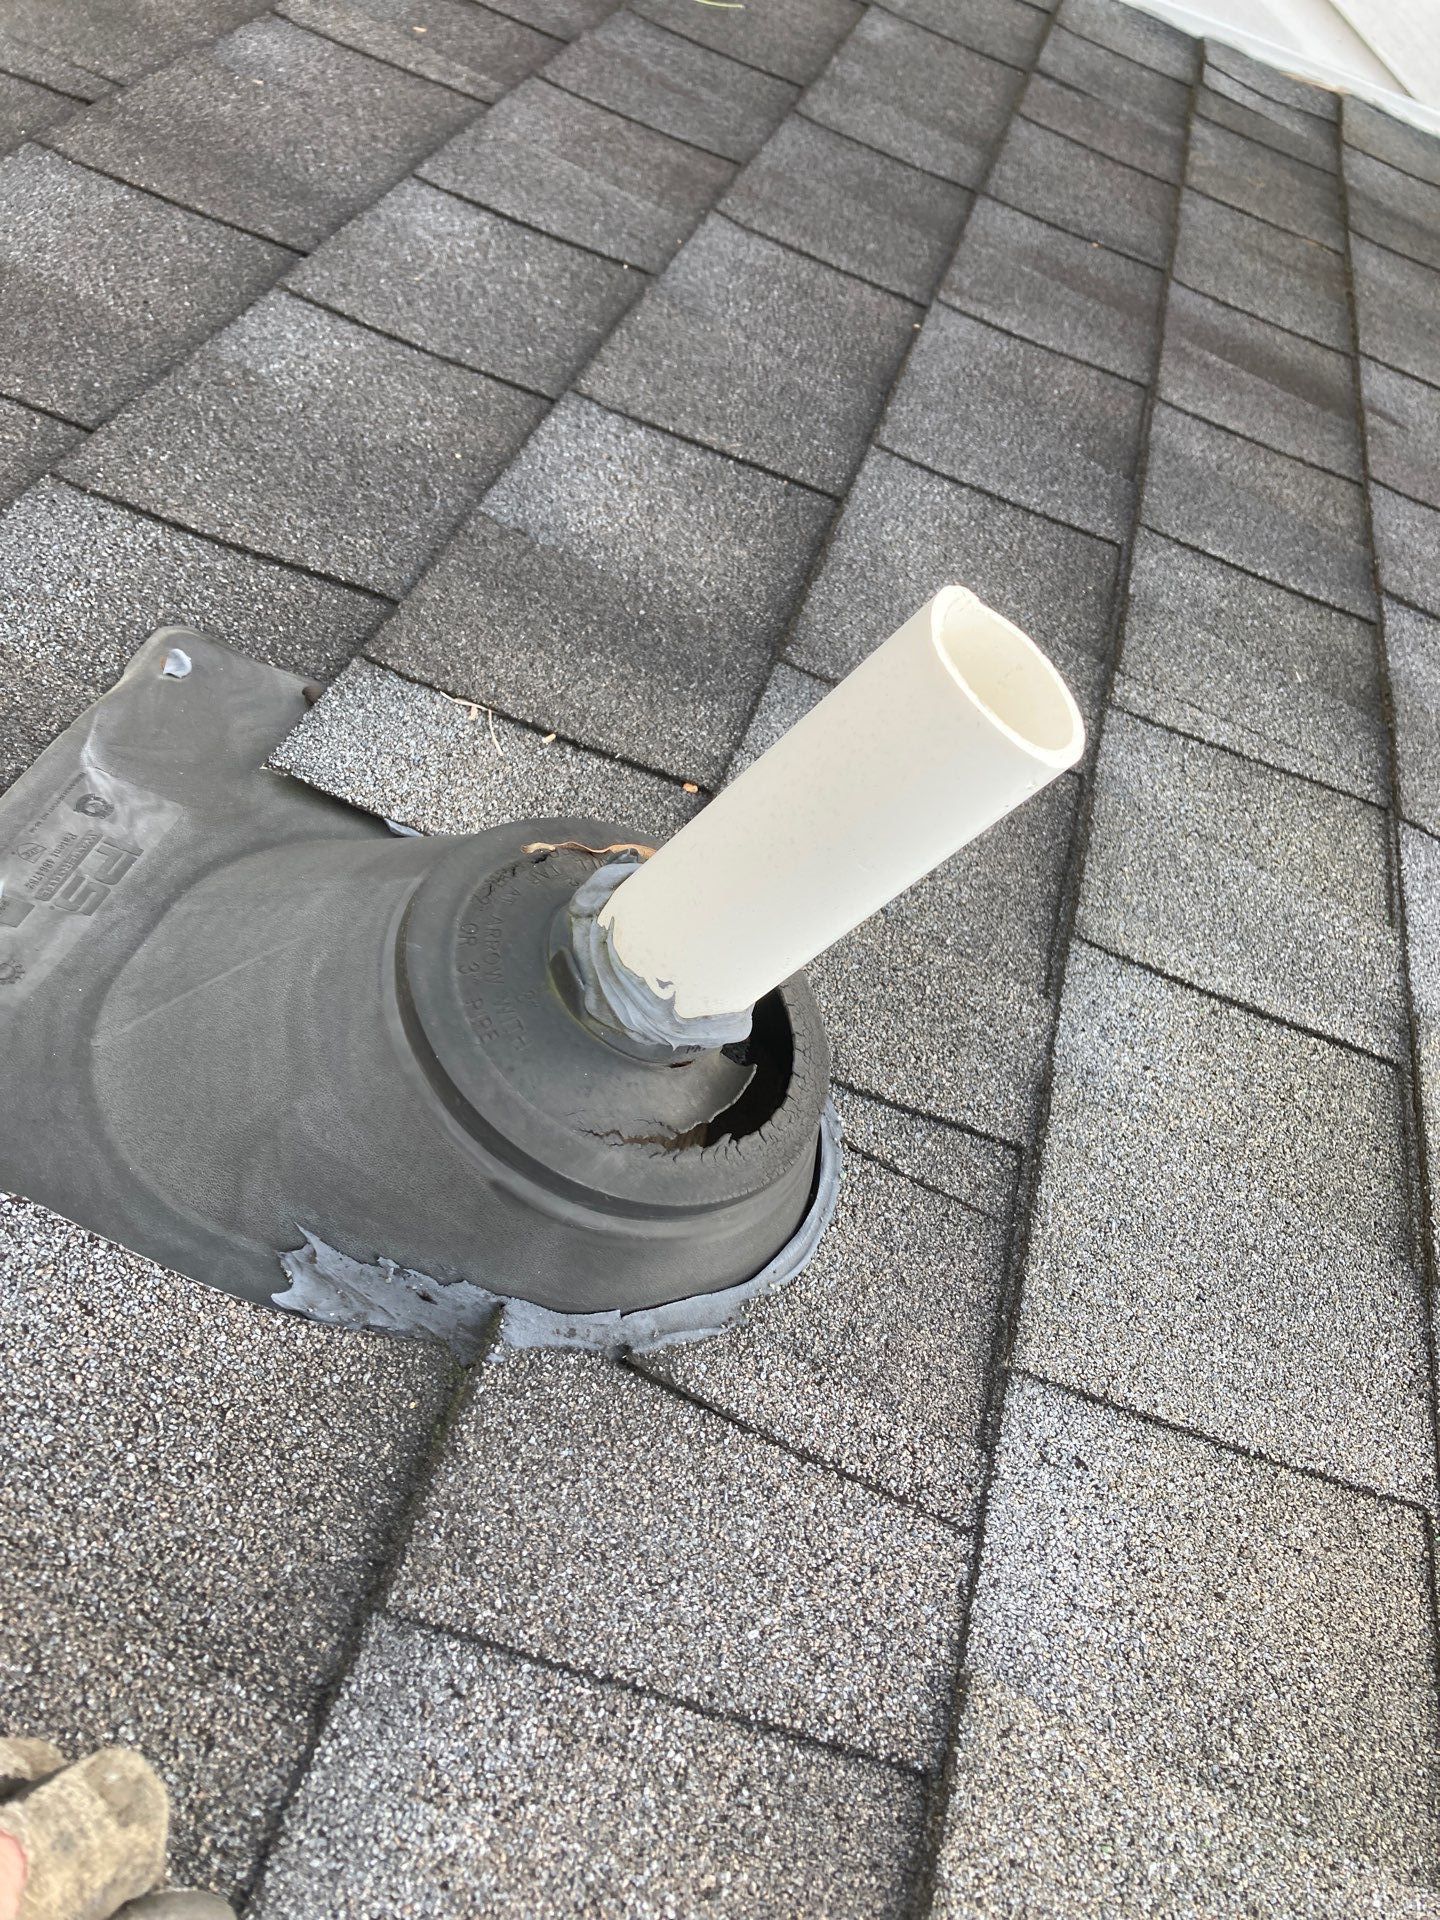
[812,775,1078,1142]
[0,397,80,514]
[0,71,77,153]
[1188,115,1343,249]
[942,194,1163,382]
[989,115,1175,266]
[274,0,557,99]
[369,396,832,784]
[1057,0,1194,81]
[1400,826,1440,1241]
[1112,530,1385,804]
[0,480,381,792]
[249,1615,926,1920]
[872,0,1046,66]
[880,306,1145,542]
[1206,38,1335,119]
[723,658,830,777]
[1173,190,1348,351]
[787,449,1119,732]
[0,26,108,99]
[1030,26,1189,181]
[801,9,1022,187]
[1158,282,1361,479]
[1351,233,1440,386]
[1346,94,1440,191]
[0,1194,453,1898]
[936,1673,1436,1920]
[628,0,861,84]
[1388,598,1440,836]
[545,12,795,160]
[1345,144,1440,271]
[961,1376,1439,1873]
[63,292,544,597]
[644,1154,1006,1523]
[46,18,477,250]
[419,77,733,272]
[1079,708,1401,1056]
[1360,355,1440,509]
[478,0,618,39]
[390,1352,968,1766]
[0,0,262,83]
[1196,72,1336,172]
[269,657,701,838]
[580,215,917,493]
[836,1085,1018,1219]
[721,115,969,301]
[1371,483,1440,620]
[0,146,291,429]
[289,179,640,398]
[1016,948,1433,1501]
[1142,402,1374,616]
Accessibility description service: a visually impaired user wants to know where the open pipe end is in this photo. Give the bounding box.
[930,585,1086,773]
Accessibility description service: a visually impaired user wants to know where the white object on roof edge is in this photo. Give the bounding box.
[1128,0,1440,127]
[600,586,1085,1023]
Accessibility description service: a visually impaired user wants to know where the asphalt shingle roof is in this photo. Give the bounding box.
[5,0,1440,1911]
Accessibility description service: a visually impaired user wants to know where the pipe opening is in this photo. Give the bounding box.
[934,593,1083,766]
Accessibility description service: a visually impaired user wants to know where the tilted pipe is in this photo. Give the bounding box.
[585,587,1085,1041]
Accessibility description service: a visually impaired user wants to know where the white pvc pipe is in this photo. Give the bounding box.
[599,586,1086,1022]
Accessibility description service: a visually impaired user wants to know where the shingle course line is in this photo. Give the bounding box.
[1155,389,1368,483]
[791,102,980,189]
[630,1358,980,1530]
[0,387,87,432]
[931,281,1150,388]
[1010,1364,1438,1517]
[1194,88,1335,179]
[264,4,559,98]
[1107,690,1387,812]
[382,1604,934,1779]
[282,282,554,402]
[716,206,928,307]
[233,1348,470,1908]
[846,1141,1011,1223]
[833,1074,1023,1164]
[874,437,1124,552]
[54,475,398,604]
[417,171,659,271]
[0,60,94,106]
[1076,932,1402,1071]
[1335,100,1440,1626]
[863,0,1029,73]
[33,136,310,252]
[1186,175,1341,252]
